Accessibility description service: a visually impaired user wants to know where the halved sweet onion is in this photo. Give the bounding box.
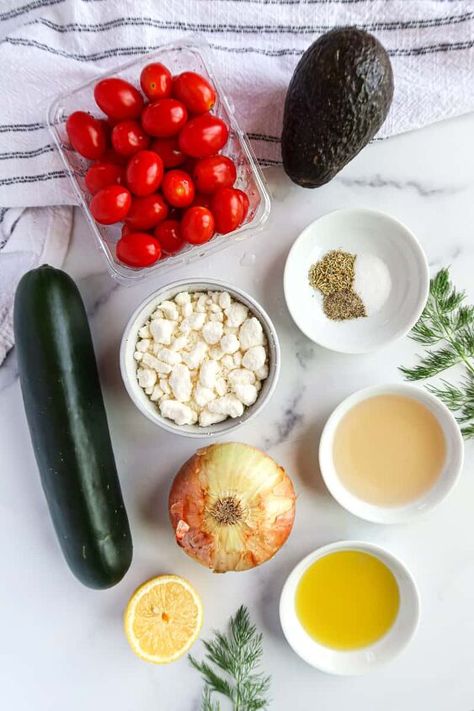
[168,443,296,573]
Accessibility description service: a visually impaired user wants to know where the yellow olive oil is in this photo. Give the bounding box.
[333,395,446,506]
[295,550,400,650]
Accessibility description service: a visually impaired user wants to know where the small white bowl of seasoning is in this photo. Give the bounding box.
[283,208,429,354]
[120,278,280,438]
[279,540,420,675]
[319,383,464,524]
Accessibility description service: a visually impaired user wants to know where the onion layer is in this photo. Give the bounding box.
[168,442,296,573]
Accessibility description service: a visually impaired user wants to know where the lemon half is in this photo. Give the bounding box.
[124,575,203,664]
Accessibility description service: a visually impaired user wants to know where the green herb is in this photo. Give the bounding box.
[400,267,474,438]
[189,606,271,711]
[308,249,355,295]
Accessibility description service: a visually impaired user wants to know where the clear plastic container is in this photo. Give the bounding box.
[48,37,271,285]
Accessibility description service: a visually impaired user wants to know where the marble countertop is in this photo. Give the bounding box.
[3,113,474,711]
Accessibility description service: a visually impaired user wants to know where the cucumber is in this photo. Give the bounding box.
[14,265,132,589]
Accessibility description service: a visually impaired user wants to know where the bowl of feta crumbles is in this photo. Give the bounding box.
[120,279,280,436]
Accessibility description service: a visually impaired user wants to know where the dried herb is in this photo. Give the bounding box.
[308,249,355,294]
[323,288,366,321]
[189,606,271,711]
[400,268,474,438]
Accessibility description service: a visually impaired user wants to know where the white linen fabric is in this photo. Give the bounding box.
[0,0,473,362]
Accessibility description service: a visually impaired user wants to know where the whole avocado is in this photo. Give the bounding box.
[281,27,394,188]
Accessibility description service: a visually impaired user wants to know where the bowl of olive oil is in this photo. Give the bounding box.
[279,541,420,675]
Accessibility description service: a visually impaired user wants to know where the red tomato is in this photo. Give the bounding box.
[193,155,236,194]
[121,223,132,237]
[126,150,163,196]
[141,99,187,137]
[178,114,229,158]
[181,206,215,245]
[210,187,244,234]
[140,63,172,100]
[154,219,184,254]
[191,192,212,210]
[90,185,131,225]
[85,161,123,194]
[116,232,161,267]
[94,78,143,120]
[162,169,195,208]
[172,72,216,114]
[111,120,149,156]
[235,188,250,220]
[66,111,107,160]
[150,137,185,168]
[124,194,168,230]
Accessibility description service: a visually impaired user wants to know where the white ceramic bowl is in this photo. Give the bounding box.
[283,208,429,354]
[319,383,464,524]
[279,540,420,675]
[120,278,280,438]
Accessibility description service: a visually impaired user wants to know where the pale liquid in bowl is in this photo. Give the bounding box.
[333,394,446,506]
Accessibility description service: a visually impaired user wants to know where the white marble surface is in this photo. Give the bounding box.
[3,113,474,711]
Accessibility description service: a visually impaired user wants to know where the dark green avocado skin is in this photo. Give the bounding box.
[281,27,394,188]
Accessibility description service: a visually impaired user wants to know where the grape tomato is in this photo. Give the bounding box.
[210,187,245,234]
[125,150,163,196]
[162,169,195,208]
[66,111,107,160]
[89,185,131,225]
[141,99,187,137]
[85,161,123,194]
[94,78,143,120]
[111,120,149,156]
[150,137,185,168]
[178,114,229,158]
[116,232,161,267]
[154,219,184,254]
[172,72,216,114]
[193,155,237,194]
[124,193,168,230]
[181,206,215,244]
[140,63,172,100]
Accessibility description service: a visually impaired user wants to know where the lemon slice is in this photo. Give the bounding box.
[124,575,203,664]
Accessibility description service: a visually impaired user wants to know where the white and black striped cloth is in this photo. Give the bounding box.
[0,0,473,363]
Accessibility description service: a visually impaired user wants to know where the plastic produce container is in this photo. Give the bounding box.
[48,37,271,285]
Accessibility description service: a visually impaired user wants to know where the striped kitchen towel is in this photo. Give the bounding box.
[0,0,473,363]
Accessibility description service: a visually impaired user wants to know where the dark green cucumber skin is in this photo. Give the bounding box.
[14,266,132,589]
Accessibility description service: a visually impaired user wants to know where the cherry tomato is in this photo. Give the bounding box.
[121,223,132,237]
[191,192,212,210]
[111,120,149,157]
[162,169,195,208]
[141,99,187,137]
[116,232,161,267]
[150,137,185,168]
[235,188,250,221]
[172,72,216,114]
[178,114,229,158]
[193,155,236,194]
[85,161,123,194]
[210,187,244,234]
[154,219,184,254]
[90,185,131,225]
[181,206,215,245]
[124,194,168,230]
[140,63,172,100]
[94,78,143,120]
[126,150,163,197]
[66,111,107,160]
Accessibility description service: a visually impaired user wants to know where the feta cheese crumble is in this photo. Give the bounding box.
[134,290,269,427]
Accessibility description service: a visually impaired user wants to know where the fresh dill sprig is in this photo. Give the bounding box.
[189,606,271,711]
[400,267,474,437]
